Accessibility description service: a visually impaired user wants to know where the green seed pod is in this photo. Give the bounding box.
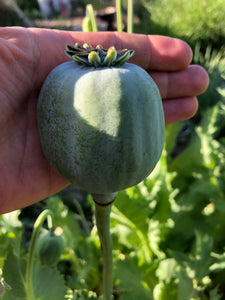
[37,232,64,267]
[37,44,165,204]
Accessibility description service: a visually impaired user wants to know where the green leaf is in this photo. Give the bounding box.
[177,273,193,300]
[114,256,154,300]
[32,261,67,300]
[172,232,213,282]
[209,287,223,300]
[194,231,213,280]
[165,122,184,160]
[111,189,152,261]
[144,150,178,258]
[2,250,26,300]
[169,131,204,191]
[144,149,178,222]
[1,210,22,229]
[2,250,67,300]
[153,259,178,300]
[153,281,177,300]
[156,259,177,283]
[0,210,23,267]
[210,251,225,272]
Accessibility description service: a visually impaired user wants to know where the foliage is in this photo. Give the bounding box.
[194,44,225,111]
[16,0,39,11]
[0,0,23,26]
[140,0,225,51]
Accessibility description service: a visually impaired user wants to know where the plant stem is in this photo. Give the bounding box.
[25,209,55,300]
[86,4,98,32]
[127,0,133,33]
[116,0,123,32]
[94,202,114,300]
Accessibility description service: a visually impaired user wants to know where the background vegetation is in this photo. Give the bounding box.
[0,0,225,299]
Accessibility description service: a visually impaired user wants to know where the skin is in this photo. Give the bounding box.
[0,27,209,214]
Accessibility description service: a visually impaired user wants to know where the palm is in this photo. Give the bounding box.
[0,29,70,213]
[0,27,208,213]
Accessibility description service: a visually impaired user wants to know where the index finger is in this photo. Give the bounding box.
[28,28,193,83]
[31,28,192,71]
[66,31,193,71]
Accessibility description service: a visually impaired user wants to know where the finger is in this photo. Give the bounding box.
[30,28,192,71]
[27,28,193,83]
[163,97,199,124]
[132,34,193,71]
[66,31,193,71]
[150,65,209,99]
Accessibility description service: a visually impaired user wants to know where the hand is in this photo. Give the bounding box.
[0,27,209,213]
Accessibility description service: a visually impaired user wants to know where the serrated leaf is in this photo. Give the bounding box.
[210,252,225,272]
[2,250,67,300]
[153,281,177,300]
[111,189,152,261]
[172,232,213,281]
[177,273,193,300]
[209,287,223,300]
[144,149,178,222]
[169,132,204,190]
[114,256,154,300]
[32,260,67,300]
[2,210,22,229]
[0,211,23,268]
[165,121,184,159]
[192,232,213,280]
[2,250,26,300]
[156,259,177,282]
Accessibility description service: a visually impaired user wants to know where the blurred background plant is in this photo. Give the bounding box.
[0,0,225,299]
[140,0,225,50]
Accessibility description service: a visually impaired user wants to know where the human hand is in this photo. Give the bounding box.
[0,27,209,213]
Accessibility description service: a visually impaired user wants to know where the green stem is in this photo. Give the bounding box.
[116,0,123,32]
[127,0,133,33]
[94,202,114,300]
[25,209,55,300]
[86,4,98,32]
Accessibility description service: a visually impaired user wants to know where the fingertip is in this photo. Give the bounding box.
[147,35,193,71]
[190,65,210,96]
[163,97,199,125]
[182,40,193,66]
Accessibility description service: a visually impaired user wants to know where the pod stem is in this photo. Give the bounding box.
[25,209,55,300]
[94,201,114,300]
